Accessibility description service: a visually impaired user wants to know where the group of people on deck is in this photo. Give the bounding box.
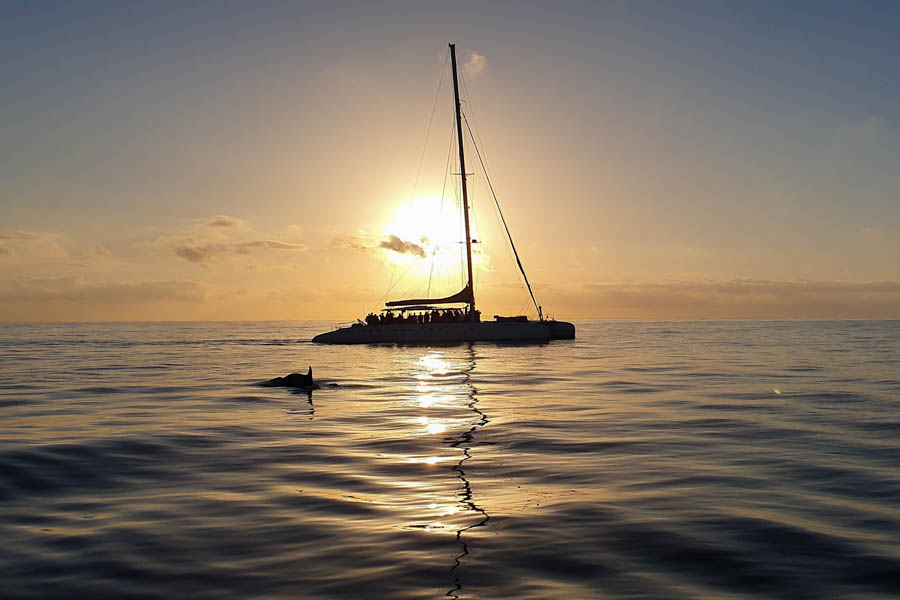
[364,307,481,326]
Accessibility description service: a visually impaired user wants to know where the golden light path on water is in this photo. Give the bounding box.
[395,351,487,548]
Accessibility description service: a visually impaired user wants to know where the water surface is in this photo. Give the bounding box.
[2,320,899,598]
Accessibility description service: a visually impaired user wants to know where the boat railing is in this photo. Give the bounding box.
[331,320,364,331]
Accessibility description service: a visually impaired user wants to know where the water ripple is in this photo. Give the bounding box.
[1,320,900,598]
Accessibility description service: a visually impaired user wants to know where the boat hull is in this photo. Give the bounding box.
[312,320,573,344]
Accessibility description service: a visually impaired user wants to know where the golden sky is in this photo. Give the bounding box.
[2,2,899,321]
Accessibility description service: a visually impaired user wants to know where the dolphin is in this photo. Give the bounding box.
[261,366,319,389]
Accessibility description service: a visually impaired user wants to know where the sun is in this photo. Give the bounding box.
[381,195,479,276]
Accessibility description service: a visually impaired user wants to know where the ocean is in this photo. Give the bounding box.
[1,320,899,599]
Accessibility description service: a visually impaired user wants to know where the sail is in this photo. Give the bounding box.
[385,284,473,307]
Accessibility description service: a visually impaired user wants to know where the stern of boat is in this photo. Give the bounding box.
[546,320,575,339]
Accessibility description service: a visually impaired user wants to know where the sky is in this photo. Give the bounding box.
[2,0,899,321]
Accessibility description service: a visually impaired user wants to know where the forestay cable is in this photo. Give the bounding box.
[462,112,542,319]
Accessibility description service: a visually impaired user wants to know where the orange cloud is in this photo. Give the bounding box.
[166,239,308,264]
[0,230,70,264]
[0,277,205,305]
[541,280,900,319]
[206,215,248,229]
[0,231,41,241]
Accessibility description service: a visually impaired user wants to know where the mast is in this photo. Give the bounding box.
[450,43,476,316]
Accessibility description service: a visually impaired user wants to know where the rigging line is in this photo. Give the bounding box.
[462,112,541,318]
[409,49,450,204]
[460,68,533,316]
[469,176,482,293]
[458,68,492,184]
[439,115,455,212]
[450,129,466,290]
[382,50,450,308]
[517,297,530,316]
[429,118,457,298]
[384,52,449,308]
[489,180,533,316]
[458,185,466,289]
[383,257,419,302]
[426,251,436,297]
[460,69,510,301]
[373,262,398,312]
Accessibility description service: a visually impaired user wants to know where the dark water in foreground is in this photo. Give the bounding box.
[2,320,900,599]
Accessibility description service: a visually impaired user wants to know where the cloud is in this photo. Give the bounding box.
[206,215,247,229]
[155,216,308,265]
[463,51,486,77]
[173,243,211,264]
[0,230,70,263]
[0,277,206,304]
[235,240,307,252]
[378,234,426,257]
[542,279,900,319]
[860,227,885,240]
[337,233,426,258]
[162,237,307,265]
[0,277,210,322]
[333,234,374,251]
[0,231,41,241]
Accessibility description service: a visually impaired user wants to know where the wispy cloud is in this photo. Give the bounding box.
[0,277,206,304]
[206,215,248,229]
[155,216,308,265]
[0,277,209,322]
[165,238,308,265]
[0,230,70,263]
[860,226,885,240]
[543,279,900,319]
[0,231,41,241]
[333,234,371,252]
[463,51,486,77]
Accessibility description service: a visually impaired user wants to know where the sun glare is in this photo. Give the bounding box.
[381,195,481,278]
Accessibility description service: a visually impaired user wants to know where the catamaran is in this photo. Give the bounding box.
[313,43,575,344]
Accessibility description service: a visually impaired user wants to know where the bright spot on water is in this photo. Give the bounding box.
[775,389,782,395]
[414,416,447,435]
[417,354,451,374]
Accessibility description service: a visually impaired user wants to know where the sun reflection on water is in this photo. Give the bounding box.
[396,347,490,599]
[416,354,452,375]
[400,352,463,541]
[414,415,448,435]
[407,455,454,465]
